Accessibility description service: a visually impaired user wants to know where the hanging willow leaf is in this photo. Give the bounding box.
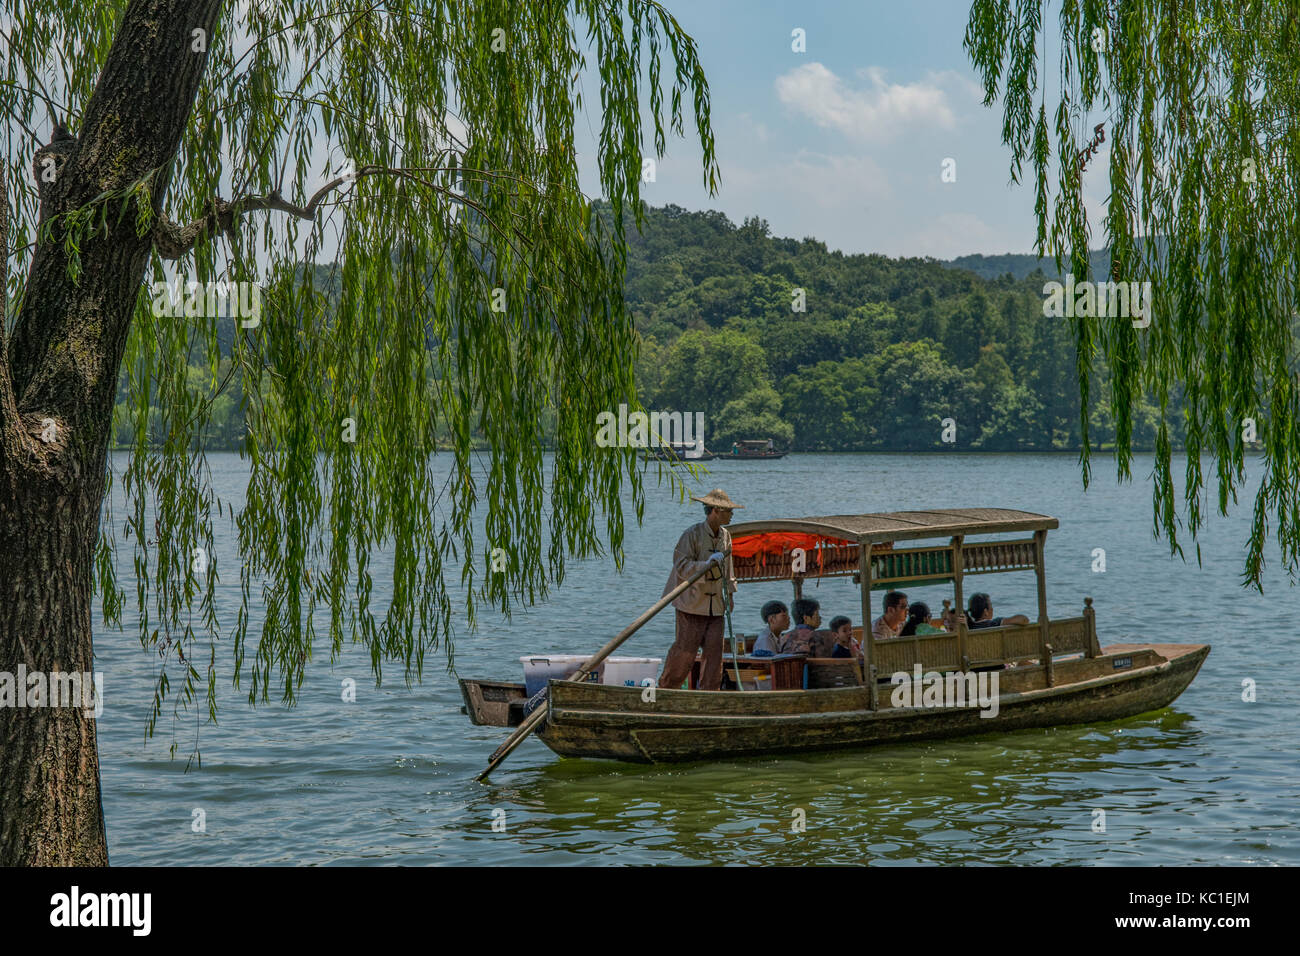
[966,0,1300,588]
[0,0,716,864]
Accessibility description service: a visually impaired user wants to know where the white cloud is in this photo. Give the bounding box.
[706,149,891,218]
[774,63,957,142]
[784,150,892,208]
[736,112,770,144]
[907,212,1000,259]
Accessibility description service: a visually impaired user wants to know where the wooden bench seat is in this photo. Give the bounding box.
[805,657,865,688]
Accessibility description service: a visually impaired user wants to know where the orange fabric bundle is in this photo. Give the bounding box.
[731,532,852,558]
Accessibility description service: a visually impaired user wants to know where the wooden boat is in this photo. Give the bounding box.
[640,441,716,462]
[461,508,1209,764]
[719,438,786,460]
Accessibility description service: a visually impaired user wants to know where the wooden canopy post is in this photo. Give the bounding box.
[951,535,967,669]
[1034,528,1052,684]
[792,575,803,601]
[1084,596,1100,657]
[859,542,877,709]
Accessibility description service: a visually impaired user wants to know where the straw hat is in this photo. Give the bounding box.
[691,488,744,510]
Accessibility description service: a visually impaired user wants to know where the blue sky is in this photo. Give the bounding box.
[573,0,1094,260]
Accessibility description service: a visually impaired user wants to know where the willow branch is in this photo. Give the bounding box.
[151,169,367,258]
[151,163,528,262]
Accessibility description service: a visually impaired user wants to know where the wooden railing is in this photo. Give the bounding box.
[734,541,954,585]
[868,545,953,584]
[870,614,1097,676]
[732,537,1040,587]
[874,630,962,675]
[959,538,1037,575]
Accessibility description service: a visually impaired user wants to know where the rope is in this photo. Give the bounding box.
[725,593,745,691]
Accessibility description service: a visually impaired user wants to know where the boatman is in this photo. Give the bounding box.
[657,488,742,690]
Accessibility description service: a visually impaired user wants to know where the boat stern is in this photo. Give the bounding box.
[460,678,529,727]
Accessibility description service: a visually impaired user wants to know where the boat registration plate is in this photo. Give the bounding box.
[1112,656,1133,669]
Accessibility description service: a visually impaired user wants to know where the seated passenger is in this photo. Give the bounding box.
[828,615,861,658]
[780,597,827,655]
[872,590,908,640]
[940,600,967,631]
[899,602,944,636]
[752,600,789,657]
[967,592,1029,629]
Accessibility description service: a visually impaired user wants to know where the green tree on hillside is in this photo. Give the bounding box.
[944,289,995,359]
[780,358,879,450]
[735,215,771,271]
[757,317,852,380]
[971,346,1013,401]
[917,288,943,341]
[868,341,971,449]
[973,385,1044,449]
[656,328,770,424]
[713,385,794,449]
[845,302,905,359]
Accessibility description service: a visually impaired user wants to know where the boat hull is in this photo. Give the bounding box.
[640,450,718,462]
[533,644,1209,763]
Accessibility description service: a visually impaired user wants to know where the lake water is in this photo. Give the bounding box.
[96,452,1299,865]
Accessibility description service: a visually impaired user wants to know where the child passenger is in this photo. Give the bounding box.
[752,600,789,657]
[780,598,826,655]
[900,602,945,636]
[828,616,861,658]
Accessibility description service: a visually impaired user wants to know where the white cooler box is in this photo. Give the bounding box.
[520,655,605,698]
[602,657,662,688]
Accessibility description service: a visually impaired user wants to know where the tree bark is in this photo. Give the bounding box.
[0,0,222,866]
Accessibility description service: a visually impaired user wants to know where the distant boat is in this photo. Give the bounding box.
[720,438,786,460]
[640,441,716,462]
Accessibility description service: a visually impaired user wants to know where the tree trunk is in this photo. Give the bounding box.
[0,449,111,864]
[0,0,222,866]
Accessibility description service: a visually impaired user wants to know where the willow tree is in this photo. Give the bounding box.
[965,0,1300,583]
[0,0,716,865]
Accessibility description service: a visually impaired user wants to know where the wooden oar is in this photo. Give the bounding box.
[476,553,726,782]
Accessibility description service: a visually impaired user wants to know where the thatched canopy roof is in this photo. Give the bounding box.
[728,508,1057,545]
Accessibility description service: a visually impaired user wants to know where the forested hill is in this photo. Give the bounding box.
[618,202,1167,452]
[112,204,1170,452]
[945,249,1111,282]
